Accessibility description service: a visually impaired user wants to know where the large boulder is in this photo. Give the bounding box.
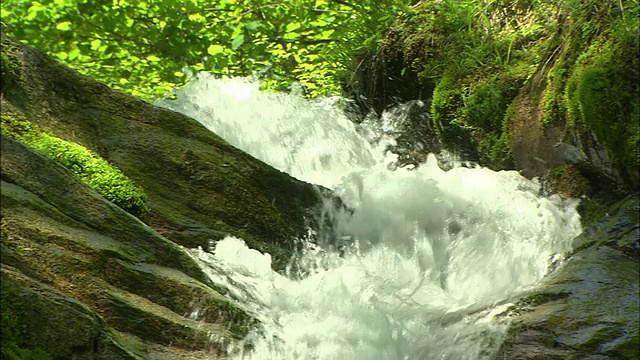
[2,34,325,268]
[1,35,327,358]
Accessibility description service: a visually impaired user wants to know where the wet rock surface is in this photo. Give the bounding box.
[497,196,639,359]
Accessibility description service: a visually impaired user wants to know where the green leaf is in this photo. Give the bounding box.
[231,34,245,50]
[231,26,243,38]
[207,44,224,55]
[90,39,101,50]
[321,29,335,37]
[146,55,161,62]
[286,22,301,32]
[245,21,260,31]
[68,48,80,61]
[188,13,205,22]
[25,3,45,21]
[56,21,72,31]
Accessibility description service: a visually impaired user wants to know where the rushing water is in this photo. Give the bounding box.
[158,74,582,360]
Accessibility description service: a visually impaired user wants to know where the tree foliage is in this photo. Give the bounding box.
[1,0,412,99]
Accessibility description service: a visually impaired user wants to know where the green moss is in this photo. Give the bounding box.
[1,35,21,94]
[0,112,32,139]
[431,74,464,141]
[564,36,640,171]
[502,291,571,317]
[546,164,592,198]
[431,70,523,168]
[538,0,639,177]
[1,281,54,360]
[541,67,567,126]
[477,132,514,170]
[1,112,148,218]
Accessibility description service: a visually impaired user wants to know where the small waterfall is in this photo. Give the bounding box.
[158,74,582,360]
[158,74,379,188]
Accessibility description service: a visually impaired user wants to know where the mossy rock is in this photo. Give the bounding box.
[1,35,325,270]
[544,164,592,198]
[1,35,332,359]
[1,104,149,218]
[1,134,253,357]
[354,0,639,195]
[1,35,22,94]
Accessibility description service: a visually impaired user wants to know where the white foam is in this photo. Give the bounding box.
[164,76,582,360]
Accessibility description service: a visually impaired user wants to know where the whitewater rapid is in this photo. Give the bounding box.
[158,74,582,360]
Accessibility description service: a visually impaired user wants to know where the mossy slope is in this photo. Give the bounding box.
[352,0,639,193]
[2,105,148,218]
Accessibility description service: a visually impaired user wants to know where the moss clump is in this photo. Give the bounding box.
[564,38,639,171]
[545,164,592,198]
[431,70,523,168]
[1,35,21,94]
[540,0,639,181]
[1,112,148,218]
[431,74,465,147]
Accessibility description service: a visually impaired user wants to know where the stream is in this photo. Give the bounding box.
[157,74,582,360]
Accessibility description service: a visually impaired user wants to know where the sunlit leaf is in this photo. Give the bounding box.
[207,44,224,55]
[56,21,72,31]
[286,22,301,32]
[68,48,80,61]
[321,29,335,37]
[283,32,300,40]
[188,13,205,22]
[90,39,101,50]
[231,34,245,50]
[25,3,45,21]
